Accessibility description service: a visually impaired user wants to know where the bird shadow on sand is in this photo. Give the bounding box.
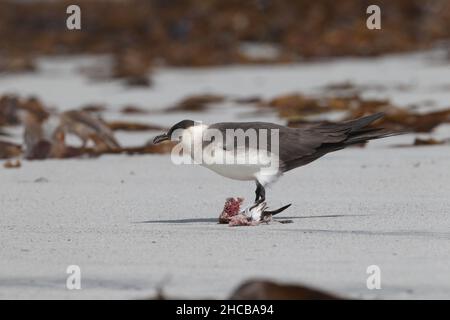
[281,214,366,220]
[135,214,365,224]
[136,218,218,224]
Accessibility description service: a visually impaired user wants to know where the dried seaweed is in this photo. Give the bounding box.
[276,93,450,135]
[0,140,22,159]
[120,106,150,115]
[1,0,450,68]
[81,104,108,113]
[3,159,21,169]
[0,54,35,73]
[107,121,166,132]
[0,93,179,160]
[167,94,226,112]
[0,95,21,126]
[413,138,447,146]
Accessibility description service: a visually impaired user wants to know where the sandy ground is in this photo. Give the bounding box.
[1,50,450,299]
[1,147,450,300]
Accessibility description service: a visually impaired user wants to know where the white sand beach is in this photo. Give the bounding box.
[1,50,450,299]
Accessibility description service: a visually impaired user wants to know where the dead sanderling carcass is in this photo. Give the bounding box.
[218,197,292,227]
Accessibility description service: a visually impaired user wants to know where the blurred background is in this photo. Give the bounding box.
[1,0,450,71]
[1,0,450,300]
[1,0,450,160]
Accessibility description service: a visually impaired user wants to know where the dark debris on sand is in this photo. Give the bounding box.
[151,278,341,300]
